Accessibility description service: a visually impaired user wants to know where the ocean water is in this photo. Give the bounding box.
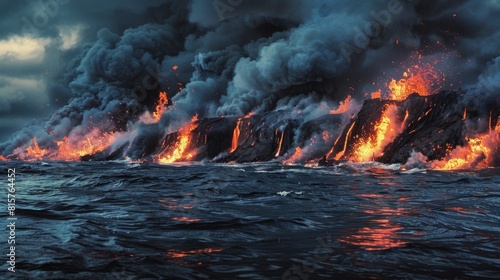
[0,161,499,279]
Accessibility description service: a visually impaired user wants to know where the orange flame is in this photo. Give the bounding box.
[158,115,199,163]
[25,137,46,161]
[330,95,351,114]
[371,89,381,99]
[352,105,402,162]
[153,91,169,121]
[0,155,7,161]
[387,64,444,101]
[230,118,242,153]
[56,129,116,160]
[284,147,303,164]
[434,125,499,170]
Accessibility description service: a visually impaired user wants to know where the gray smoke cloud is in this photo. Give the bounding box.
[1,0,499,159]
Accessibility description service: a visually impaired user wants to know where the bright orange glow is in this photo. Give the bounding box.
[153,91,169,121]
[230,118,242,153]
[158,115,199,163]
[172,65,178,71]
[339,205,408,251]
[352,105,403,162]
[330,95,351,114]
[434,119,499,170]
[387,64,444,101]
[462,108,467,120]
[25,137,46,161]
[171,217,201,223]
[435,136,492,170]
[332,121,356,160]
[0,155,7,161]
[284,147,303,164]
[166,248,223,259]
[371,89,381,99]
[275,130,285,157]
[402,109,410,130]
[56,129,115,160]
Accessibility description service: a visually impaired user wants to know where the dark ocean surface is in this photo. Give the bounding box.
[0,161,499,279]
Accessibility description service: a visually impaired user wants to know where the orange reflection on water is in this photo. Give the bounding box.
[340,178,416,252]
[339,207,408,251]
[167,248,224,259]
[159,199,194,210]
[171,217,201,223]
[159,199,200,223]
[445,207,486,215]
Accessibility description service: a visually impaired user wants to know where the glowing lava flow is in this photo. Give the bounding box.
[387,64,444,101]
[352,105,404,162]
[275,130,285,157]
[435,122,499,170]
[230,118,242,153]
[0,155,7,161]
[158,115,199,163]
[25,137,46,160]
[330,95,352,114]
[56,129,116,161]
[153,91,169,121]
[284,147,303,164]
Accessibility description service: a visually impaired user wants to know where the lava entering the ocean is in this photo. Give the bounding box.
[158,115,199,163]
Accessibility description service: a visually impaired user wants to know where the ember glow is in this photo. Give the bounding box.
[153,91,169,121]
[275,129,285,157]
[158,115,199,163]
[230,118,242,153]
[55,129,116,161]
[352,105,403,162]
[24,137,46,161]
[387,63,445,101]
[435,123,499,170]
[284,147,303,165]
[140,91,170,124]
[330,95,352,114]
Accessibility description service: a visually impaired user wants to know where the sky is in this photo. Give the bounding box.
[0,0,499,149]
[0,0,174,142]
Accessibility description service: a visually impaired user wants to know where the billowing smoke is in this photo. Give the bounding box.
[1,0,499,162]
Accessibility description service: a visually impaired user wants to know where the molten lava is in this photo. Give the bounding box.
[371,89,381,99]
[230,118,242,153]
[352,105,403,162]
[153,91,169,121]
[435,126,498,170]
[158,115,199,163]
[330,95,352,114]
[25,137,46,161]
[387,64,444,101]
[284,147,303,164]
[275,130,285,157]
[56,129,116,161]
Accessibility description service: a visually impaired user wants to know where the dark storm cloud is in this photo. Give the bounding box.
[0,0,184,142]
[0,0,499,157]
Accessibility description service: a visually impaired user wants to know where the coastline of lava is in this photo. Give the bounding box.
[4,87,499,170]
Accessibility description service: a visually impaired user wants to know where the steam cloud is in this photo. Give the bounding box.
[1,0,499,160]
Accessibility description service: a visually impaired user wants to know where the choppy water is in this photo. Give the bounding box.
[0,161,499,279]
